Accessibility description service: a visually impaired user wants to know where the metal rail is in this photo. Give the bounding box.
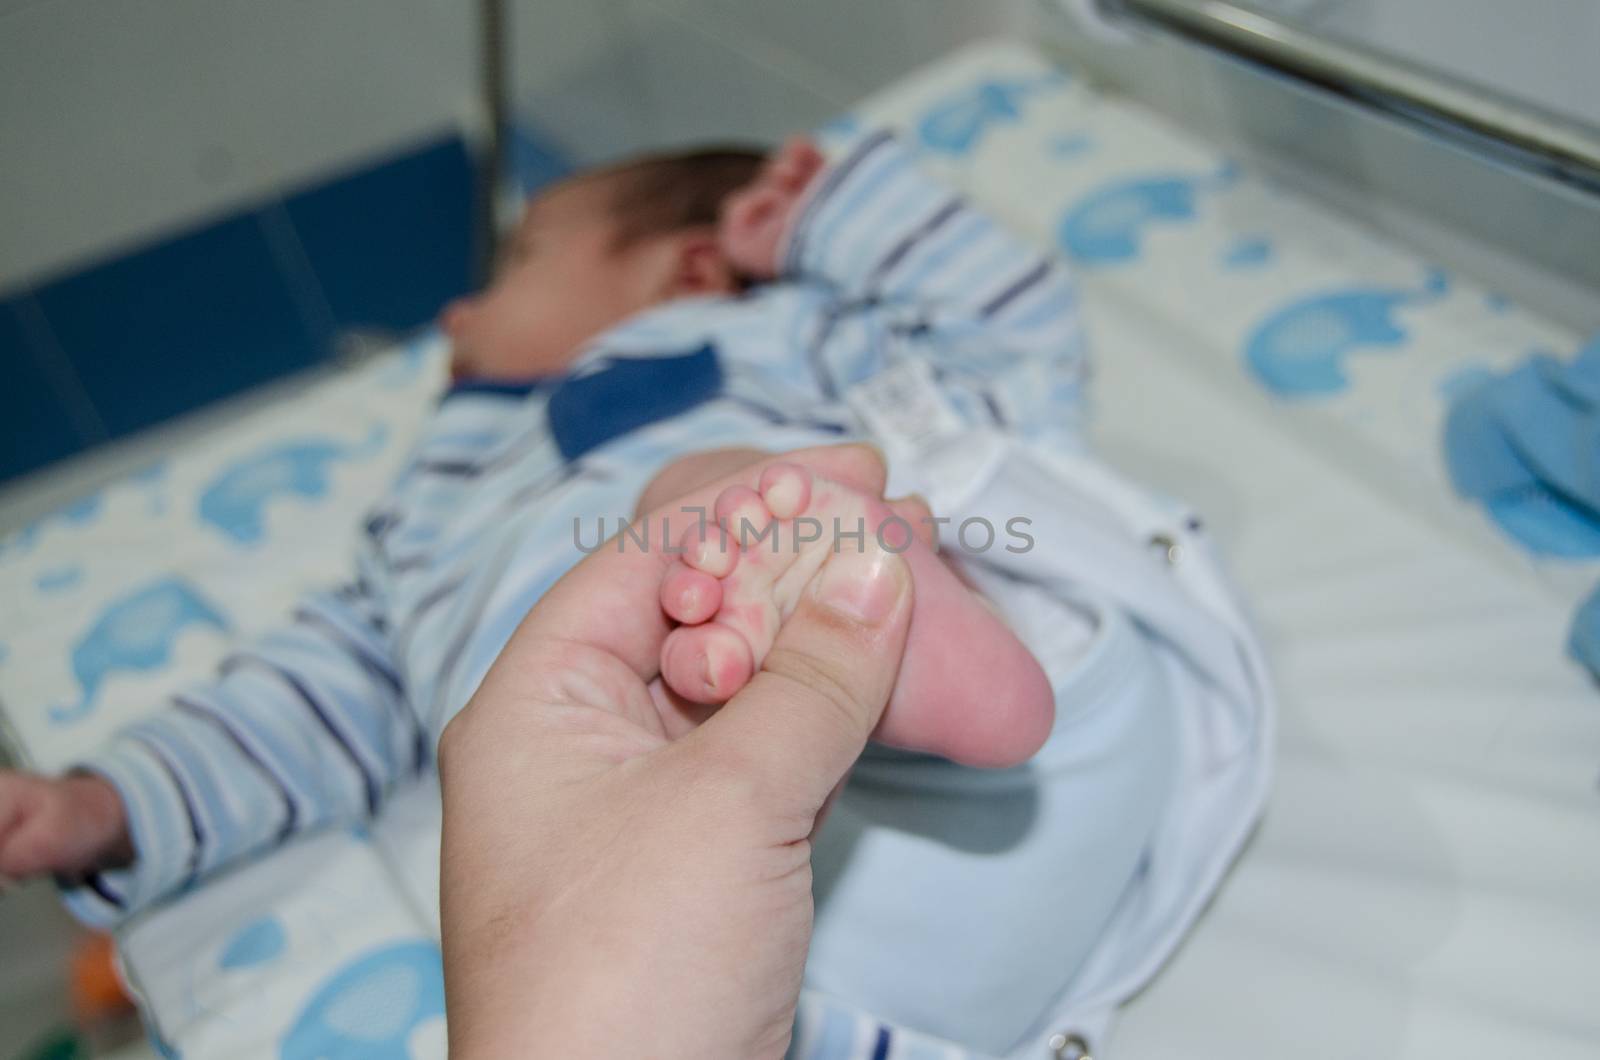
[477,0,510,284]
[1118,0,1600,191]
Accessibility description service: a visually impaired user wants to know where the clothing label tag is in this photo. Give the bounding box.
[846,359,966,461]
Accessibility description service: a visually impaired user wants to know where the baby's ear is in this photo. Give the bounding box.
[668,230,739,297]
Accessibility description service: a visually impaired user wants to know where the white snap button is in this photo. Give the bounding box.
[1148,532,1182,564]
[1048,1030,1092,1059]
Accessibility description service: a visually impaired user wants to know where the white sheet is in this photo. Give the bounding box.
[841,45,1600,1057]
[3,38,1596,1060]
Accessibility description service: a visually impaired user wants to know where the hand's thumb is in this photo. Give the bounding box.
[691,541,914,814]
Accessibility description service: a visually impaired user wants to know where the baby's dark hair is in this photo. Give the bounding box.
[596,145,767,248]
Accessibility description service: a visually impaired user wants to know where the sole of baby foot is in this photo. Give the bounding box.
[658,463,1055,768]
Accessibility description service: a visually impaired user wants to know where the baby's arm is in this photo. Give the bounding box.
[727,132,1087,436]
[0,575,423,925]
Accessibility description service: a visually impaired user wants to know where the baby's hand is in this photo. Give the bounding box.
[718,136,826,281]
[0,770,132,885]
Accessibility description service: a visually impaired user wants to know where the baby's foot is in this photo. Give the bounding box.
[658,464,1054,767]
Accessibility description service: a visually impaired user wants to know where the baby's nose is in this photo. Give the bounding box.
[438,297,475,337]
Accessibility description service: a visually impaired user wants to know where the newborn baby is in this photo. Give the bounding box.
[0,132,1173,1054]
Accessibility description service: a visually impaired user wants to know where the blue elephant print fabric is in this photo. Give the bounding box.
[1242,270,1449,397]
[52,577,230,726]
[1057,166,1236,267]
[0,337,444,775]
[198,426,388,546]
[279,940,446,1060]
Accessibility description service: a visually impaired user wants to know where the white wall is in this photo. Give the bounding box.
[0,0,478,291]
[509,0,1034,164]
[0,0,1030,293]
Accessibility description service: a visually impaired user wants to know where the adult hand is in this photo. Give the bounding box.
[439,444,913,1058]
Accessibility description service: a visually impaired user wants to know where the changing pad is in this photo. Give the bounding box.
[3,39,1598,1060]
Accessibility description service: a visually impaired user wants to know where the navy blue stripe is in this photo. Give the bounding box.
[980,258,1052,318]
[476,419,557,476]
[411,722,430,773]
[719,394,850,435]
[387,550,436,574]
[127,734,206,887]
[866,196,963,293]
[870,1025,892,1060]
[442,376,553,400]
[292,605,425,773]
[783,130,895,274]
[430,566,515,732]
[385,461,586,574]
[807,304,851,399]
[981,387,1007,426]
[81,871,125,908]
[411,458,483,478]
[337,581,389,632]
[393,574,468,668]
[173,694,299,842]
[363,508,403,561]
[223,653,383,816]
[292,606,404,696]
[499,459,607,514]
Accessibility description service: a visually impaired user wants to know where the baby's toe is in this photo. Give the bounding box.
[680,523,737,578]
[661,561,722,625]
[887,494,936,548]
[661,624,755,704]
[715,485,773,550]
[758,463,812,520]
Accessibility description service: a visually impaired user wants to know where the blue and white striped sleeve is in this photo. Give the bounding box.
[60,579,423,928]
[780,130,1089,440]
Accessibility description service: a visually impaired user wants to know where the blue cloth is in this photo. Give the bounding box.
[1441,332,1600,674]
[809,593,1175,1054]
[548,343,724,461]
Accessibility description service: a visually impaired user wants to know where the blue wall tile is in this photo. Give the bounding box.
[2,131,562,485]
[285,136,477,336]
[0,298,98,480]
[33,212,327,440]
[509,124,574,196]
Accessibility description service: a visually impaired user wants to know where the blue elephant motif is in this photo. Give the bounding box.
[36,564,84,594]
[1243,270,1449,397]
[1057,167,1235,266]
[918,72,1067,157]
[1048,132,1095,159]
[219,915,289,971]
[51,576,229,725]
[1220,236,1273,269]
[280,940,445,1060]
[4,492,103,555]
[198,425,387,545]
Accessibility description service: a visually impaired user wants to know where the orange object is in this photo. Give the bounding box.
[68,932,133,1024]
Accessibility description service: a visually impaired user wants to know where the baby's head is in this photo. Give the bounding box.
[441,146,765,380]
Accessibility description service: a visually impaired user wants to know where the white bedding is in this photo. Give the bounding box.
[3,40,1597,1060]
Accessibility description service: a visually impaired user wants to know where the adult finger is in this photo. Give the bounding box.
[688,537,913,814]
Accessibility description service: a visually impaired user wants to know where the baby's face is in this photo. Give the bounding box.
[441,178,700,380]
